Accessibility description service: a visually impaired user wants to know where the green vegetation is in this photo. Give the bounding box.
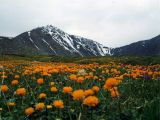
[0,55,160,120]
[0,60,159,120]
[0,54,160,65]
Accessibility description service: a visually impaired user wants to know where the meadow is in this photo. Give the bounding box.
[0,56,160,120]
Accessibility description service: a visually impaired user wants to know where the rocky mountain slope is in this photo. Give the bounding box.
[111,35,160,56]
[0,25,111,56]
[0,25,159,56]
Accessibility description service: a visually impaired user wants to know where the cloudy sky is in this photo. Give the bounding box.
[0,0,160,47]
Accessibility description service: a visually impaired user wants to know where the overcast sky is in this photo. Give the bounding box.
[0,0,160,47]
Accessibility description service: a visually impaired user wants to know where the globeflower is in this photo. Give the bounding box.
[37,78,44,85]
[83,96,99,107]
[1,85,8,93]
[92,86,100,92]
[36,102,45,110]
[16,88,26,96]
[103,78,119,90]
[50,82,55,86]
[14,75,20,79]
[38,93,47,99]
[25,107,35,115]
[63,86,73,94]
[53,100,64,108]
[72,89,85,100]
[84,89,94,97]
[77,76,85,83]
[11,80,19,86]
[110,90,120,98]
[51,87,58,93]
[70,74,77,81]
[1,75,7,79]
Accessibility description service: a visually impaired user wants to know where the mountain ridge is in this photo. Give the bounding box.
[111,34,160,56]
[0,25,160,56]
[0,25,111,56]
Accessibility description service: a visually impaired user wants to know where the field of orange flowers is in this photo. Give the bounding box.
[0,60,160,120]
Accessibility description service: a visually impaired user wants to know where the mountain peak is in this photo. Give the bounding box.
[41,25,66,36]
[0,25,111,56]
[0,25,159,56]
[43,25,60,31]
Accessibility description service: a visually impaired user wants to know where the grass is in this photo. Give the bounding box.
[1,54,160,65]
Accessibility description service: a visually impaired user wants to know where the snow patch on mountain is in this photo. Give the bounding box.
[42,39,57,54]
[26,25,112,56]
[28,32,40,50]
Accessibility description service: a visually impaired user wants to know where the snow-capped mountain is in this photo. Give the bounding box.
[1,25,159,56]
[0,25,111,56]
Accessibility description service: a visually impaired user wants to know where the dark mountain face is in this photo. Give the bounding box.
[0,25,159,56]
[111,35,160,56]
[0,25,111,56]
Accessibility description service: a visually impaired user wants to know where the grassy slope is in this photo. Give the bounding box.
[0,54,160,65]
[0,55,160,119]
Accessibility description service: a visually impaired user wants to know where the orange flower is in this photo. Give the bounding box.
[1,85,8,93]
[70,74,77,81]
[84,89,94,97]
[110,90,120,98]
[14,75,20,79]
[103,78,119,90]
[36,103,45,110]
[72,89,85,100]
[50,87,58,93]
[50,82,55,86]
[53,100,64,108]
[16,88,26,96]
[7,102,16,107]
[63,86,73,94]
[148,71,153,76]
[25,107,35,115]
[38,93,47,99]
[92,86,100,92]
[11,80,19,86]
[83,96,99,107]
[42,72,51,76]
[109,87,118,92]
[77,76,85,83]
[37,78,44,85]
[1,75,7,79]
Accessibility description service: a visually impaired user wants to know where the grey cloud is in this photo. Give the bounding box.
[0,0,160,47]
